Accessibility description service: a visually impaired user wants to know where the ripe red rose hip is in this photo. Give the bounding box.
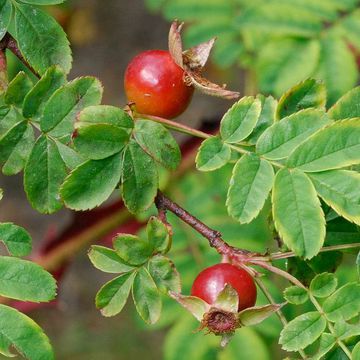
[191,263,257,311]
[124,50,194,119]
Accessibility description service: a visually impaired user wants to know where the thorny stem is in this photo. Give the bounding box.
[155,190,307,288]
[254,278,307,359]
[309,294,352,359]
[0,33,39,78]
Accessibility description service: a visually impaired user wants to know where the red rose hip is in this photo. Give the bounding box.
[191,263,257,311]
[124,50,194,119]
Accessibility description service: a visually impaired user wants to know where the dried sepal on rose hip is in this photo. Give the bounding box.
[124,21,239,119]
[170,263,283,347]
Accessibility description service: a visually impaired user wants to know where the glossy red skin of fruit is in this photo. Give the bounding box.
[191,263,257,311]
[124,50,194,119]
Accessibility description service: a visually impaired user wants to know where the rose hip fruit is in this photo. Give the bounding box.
[124,50,194,119]
[191,263,257,311]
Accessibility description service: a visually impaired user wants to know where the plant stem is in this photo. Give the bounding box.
[309,294,352,359]
[269,243,360,261]
[255,277,307,360]
[137,113,211,139]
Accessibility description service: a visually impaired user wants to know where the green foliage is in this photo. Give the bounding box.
[0,222,32,256]
[283,286,308,305]
[149,0,360,104]
[0,305,54,359]
[309,273,338,298]
[0,1,12,41]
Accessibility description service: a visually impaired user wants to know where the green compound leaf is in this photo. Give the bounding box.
[74,123,130,160]
[95,271,135,317]
[309,170,360,225]
[14,3,72,75]
[0,304,54,359]
[23,65,66,120]
[41,77,103,138]
[77,105,133,131]
[316,34,357,106]
[279,312,326,351]
[24,135,67,214]
[0,120,34,175]
[256,109,329,160]
[323,282,360,322]
[0,0,12,41]
[147,216,171,253]
[220,96,261,144]
[276,78,326,119]
[283,286,309,305]
[255,38,320,97]
[134,120,181,171]
[122,140,158,214]
[149,255,181,294]
[4,72,33,108]
[113,234,153,266]
[246,95,277,145]
[287,118,360,172]
[309,273,337,298]
[195,136,231,172]
[272,168,325,259]
[0,223,32,257]
[328,86,360,120]
[60,153,122,211]
[0,256,56,302]
[132,267,162,324]
[312,333,336,360]
[88,245,135,274]
[227,153,274,224]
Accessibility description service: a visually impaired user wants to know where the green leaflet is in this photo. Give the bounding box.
[122,140,158,214]
[246,95,277,145]
[309,272,337,298]
[55,140,85,170]
[283,286,308,305]
[88,245,135,274]
[255,38,320,97]
[24,135,67,214]
[0,223,32,257]
[0,304,54,359]
[96,271,136,317]
[279,312,326,351]
[256,109,329,160]
[74,123,130,160]
[276,78,326,119]
[272,168,325,259]
[0,120,34,175]
[328,86,360,120]
[61,152,123,211]
[315,33,358,106]
[132,267,162,324]
[40,77,103,138]
[227,153,274,224]
[134,120,181,170]
[23,65,66,120]
[323,282,360,322]
[0,0,12,40]
[0,256,56,302]
[148,255,181,294]
[4,72,33,108]
[287,118,360,172]
[113,234,153,266]
[310,170,360,225]
[147,216,171,253]
[311,333,336,360]
[220,96,261,144]
[195,136,231,171]
[14,3,72,75]
[0,106,23,136]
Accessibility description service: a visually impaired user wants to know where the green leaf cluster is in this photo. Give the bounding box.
[149,0,360,104]
[90,216,180,323]
[196,80,360,259]
[281,274,360,358]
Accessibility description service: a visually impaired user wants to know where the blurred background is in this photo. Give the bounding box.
[0,0,359,358]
